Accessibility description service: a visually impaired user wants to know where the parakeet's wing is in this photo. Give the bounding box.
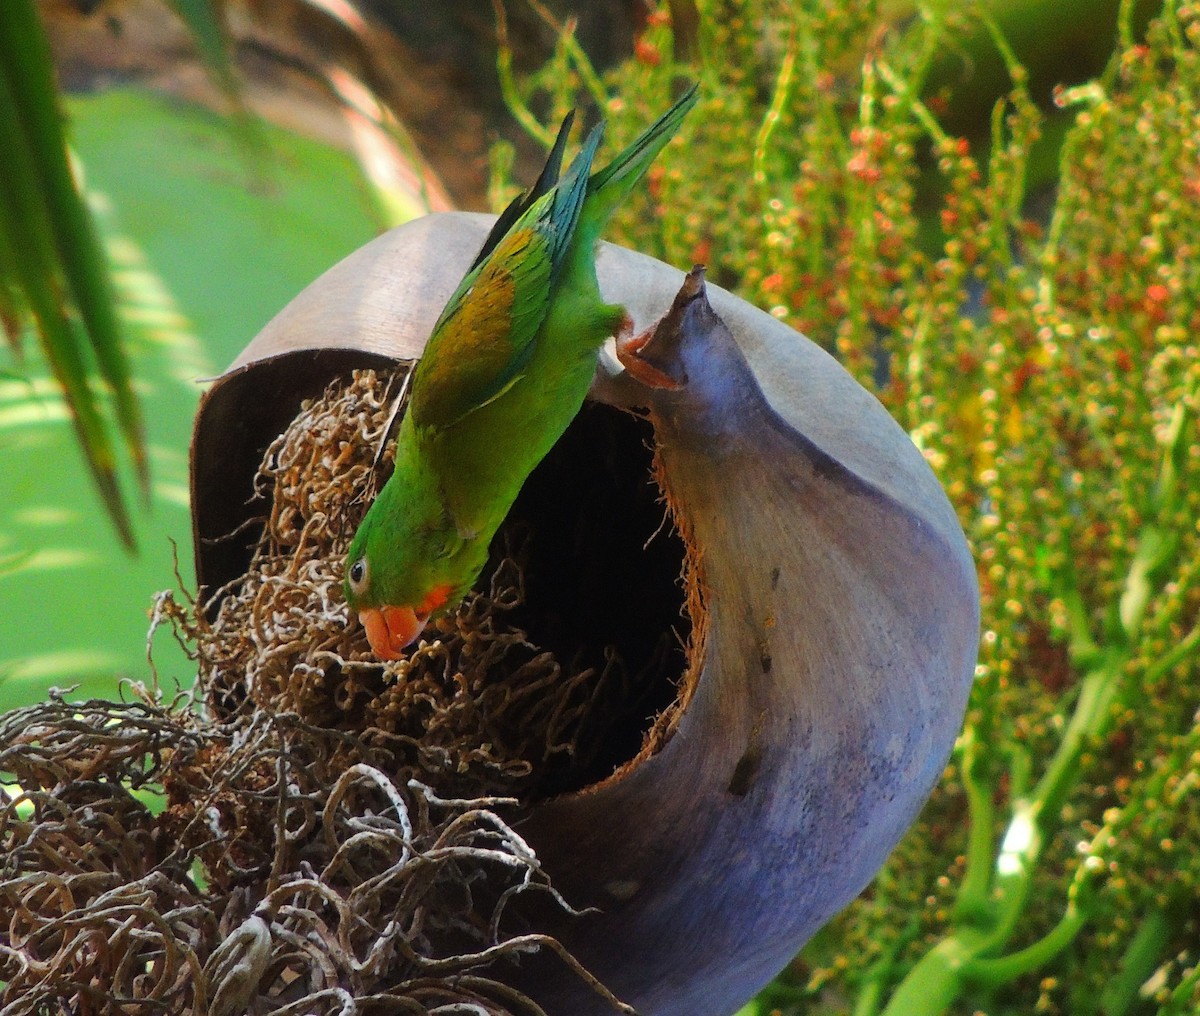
[408,225,551,430]
[464,110,575,276]
[409,122,605,432]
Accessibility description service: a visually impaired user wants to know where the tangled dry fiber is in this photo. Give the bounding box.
[0,370,651,1015]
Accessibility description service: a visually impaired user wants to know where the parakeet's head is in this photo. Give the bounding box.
[343,490,487,660]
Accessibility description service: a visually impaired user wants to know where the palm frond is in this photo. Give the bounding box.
[0,0,141,549]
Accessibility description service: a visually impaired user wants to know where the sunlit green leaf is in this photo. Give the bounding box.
[0,86,385,711]
[0,2,146,498]
[0,78,136,548]
[0,0,141,547]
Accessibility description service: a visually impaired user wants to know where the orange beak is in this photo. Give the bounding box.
[359,605,428,660]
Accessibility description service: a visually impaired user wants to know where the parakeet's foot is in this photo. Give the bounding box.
[616,316,685,390]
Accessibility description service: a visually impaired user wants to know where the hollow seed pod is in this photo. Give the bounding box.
[191,211,979,1016]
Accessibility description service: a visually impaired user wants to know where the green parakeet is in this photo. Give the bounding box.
[344,84,699,659]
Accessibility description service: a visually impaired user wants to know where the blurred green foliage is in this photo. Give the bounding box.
[0,87,382,709]
[0,0,146,547]
[498,0,1200,1013]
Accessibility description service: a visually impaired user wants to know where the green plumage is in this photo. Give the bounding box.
[344,85,698,648]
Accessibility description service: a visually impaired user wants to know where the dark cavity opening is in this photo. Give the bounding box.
[482,400,692,796]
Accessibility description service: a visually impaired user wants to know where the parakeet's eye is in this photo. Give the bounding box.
[348,557,369,594]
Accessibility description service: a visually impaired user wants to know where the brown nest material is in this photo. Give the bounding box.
[1,368,693,1014]
[159,368,687,801]
[0,694,630,1015]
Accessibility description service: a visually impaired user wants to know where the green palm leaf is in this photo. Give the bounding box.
[0,0,144,548]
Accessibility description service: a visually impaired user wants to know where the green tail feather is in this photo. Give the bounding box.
[545,118,606,266]
[584,82,699,228]
[471,109,576,274]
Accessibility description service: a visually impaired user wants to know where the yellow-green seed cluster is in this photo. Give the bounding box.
[496,2,1200,1012]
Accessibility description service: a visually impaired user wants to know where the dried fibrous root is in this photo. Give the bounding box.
[155,368,640,800]
[9,367,674,1013]
[0,693,634,1015]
